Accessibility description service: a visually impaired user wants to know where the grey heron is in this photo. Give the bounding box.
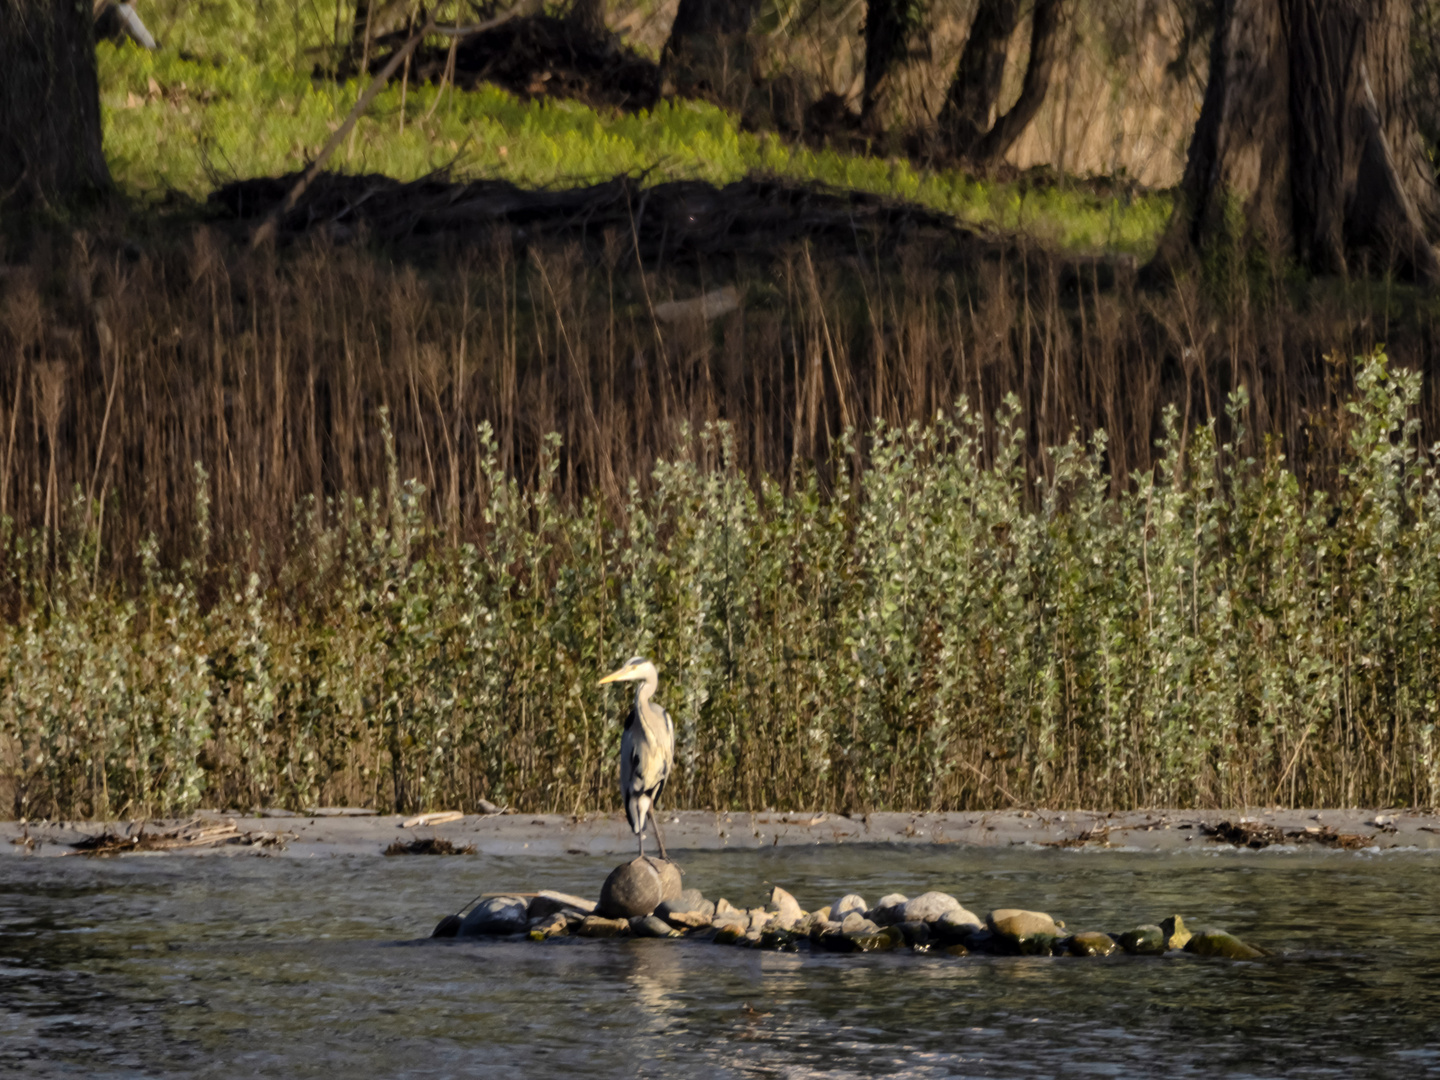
[598,657,675,860]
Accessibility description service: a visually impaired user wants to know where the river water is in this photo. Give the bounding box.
[2,844,1437,1078]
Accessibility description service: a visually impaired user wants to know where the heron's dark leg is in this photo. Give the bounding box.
[651,814,669,861]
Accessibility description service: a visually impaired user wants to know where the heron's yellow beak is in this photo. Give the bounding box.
[597,664,633,686]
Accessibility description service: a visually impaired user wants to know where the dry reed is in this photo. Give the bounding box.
[1,228,1437,818]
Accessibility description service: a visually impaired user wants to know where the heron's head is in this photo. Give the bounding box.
[597,656,656,686]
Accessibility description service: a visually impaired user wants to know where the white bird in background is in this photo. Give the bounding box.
[598,657,675,860]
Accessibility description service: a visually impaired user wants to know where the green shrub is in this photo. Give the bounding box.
[3,350,1436,818]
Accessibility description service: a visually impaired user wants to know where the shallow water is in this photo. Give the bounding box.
[2,845,1437,1078]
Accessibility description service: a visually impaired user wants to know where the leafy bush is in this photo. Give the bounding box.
[4,351,1436,817]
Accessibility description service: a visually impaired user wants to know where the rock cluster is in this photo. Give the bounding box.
[432,877,1270,960]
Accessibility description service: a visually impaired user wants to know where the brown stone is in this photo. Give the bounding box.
[1067,931,1118,957]
[987,908,1059,939]
[577,915,631,938]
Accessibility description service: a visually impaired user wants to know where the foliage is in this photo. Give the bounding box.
[4,351,1437,818]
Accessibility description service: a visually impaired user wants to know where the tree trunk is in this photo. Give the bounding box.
[1150,0,1440,283]
[663,0,762,96]
[566,0,607,43]
[0,0,110,207]
[861,0,919,122]
[938,0,1063,167]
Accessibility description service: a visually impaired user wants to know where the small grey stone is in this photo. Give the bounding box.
[1117,924,1166,955]
[869,893,910,925]
[459,895,529,936]
[831,893,868,921]
[1066,931,1117,957]
[901,891,974,924]
[934,908,984,942]
[630,914,679,938]
[840,911,881,935]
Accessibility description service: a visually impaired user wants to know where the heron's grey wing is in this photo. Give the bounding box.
[660,705,675,772]
[620,709,642,832]
[644,704,674,806]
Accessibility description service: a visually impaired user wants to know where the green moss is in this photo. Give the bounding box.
[97,4,1170,254]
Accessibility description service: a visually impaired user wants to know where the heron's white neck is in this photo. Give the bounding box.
[634,668,658,710]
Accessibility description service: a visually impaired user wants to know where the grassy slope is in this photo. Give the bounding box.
[98,0,1171,254]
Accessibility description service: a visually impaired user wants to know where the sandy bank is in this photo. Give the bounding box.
[3,807,1437,858]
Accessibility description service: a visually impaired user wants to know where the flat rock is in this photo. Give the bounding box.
[459,895,529,936]
[1184,929,1265,960]
[662,909,713,930]
[1067,931,1117,957]
[715,898,744,919]
[577,915,631,938]
[1117,925,1166,955]
[528,890,597,920]
[656,889,714,920]
[598,857,682,918]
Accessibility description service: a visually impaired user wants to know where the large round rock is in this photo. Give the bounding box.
[598,857,682,918]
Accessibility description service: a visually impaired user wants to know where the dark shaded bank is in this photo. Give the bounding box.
[209,172,982,266]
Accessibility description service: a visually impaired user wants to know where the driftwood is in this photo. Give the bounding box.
[67,817,296,855]
[251,14,441,249]
[215,172,980,267]
[401,810,466,828]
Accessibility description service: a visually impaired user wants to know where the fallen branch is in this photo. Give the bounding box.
[401,810,466,828]
[251,12,443,249]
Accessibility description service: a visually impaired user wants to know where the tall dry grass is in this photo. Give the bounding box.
[1,228,1438,817]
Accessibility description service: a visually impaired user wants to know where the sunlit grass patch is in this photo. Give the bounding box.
[96,15,1171,255]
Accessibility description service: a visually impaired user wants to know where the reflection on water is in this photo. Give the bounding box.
[2,846,1438,1078]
